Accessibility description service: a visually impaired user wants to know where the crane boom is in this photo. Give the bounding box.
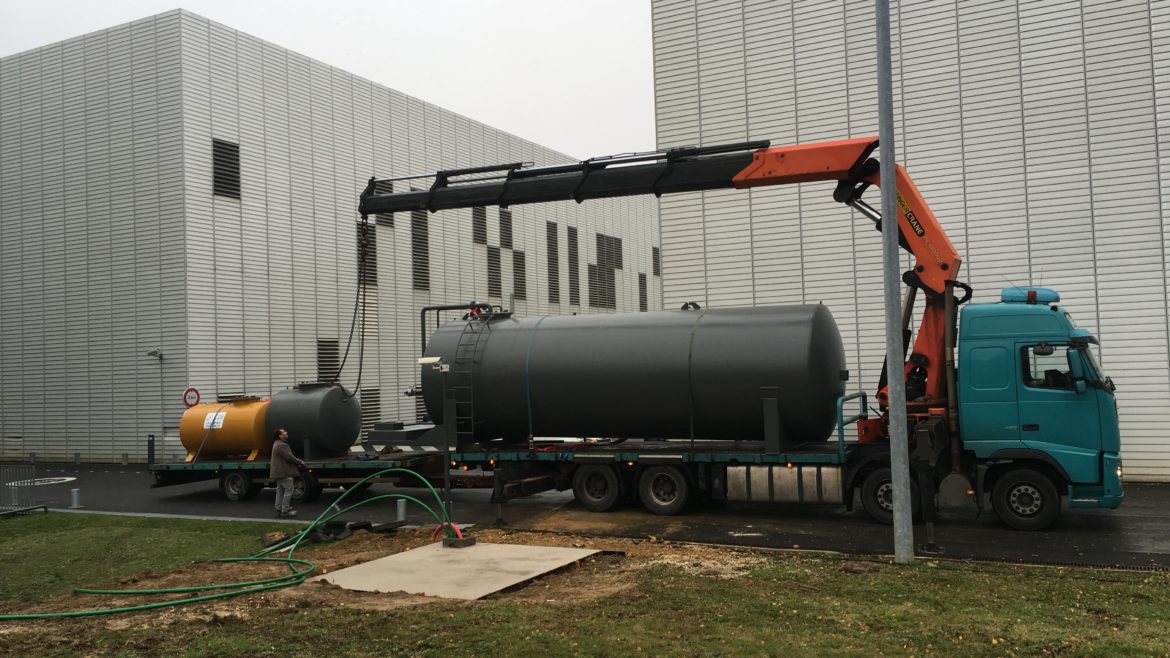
[359,136,966,416]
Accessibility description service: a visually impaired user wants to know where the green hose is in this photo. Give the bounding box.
[0,467,457,620]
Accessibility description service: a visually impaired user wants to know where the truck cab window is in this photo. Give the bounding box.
[1022,344,1073,390]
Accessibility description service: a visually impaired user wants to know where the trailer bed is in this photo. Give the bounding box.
[454,439,851,467]
[149,450,444,488]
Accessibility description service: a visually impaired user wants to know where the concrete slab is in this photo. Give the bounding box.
[311,541,598,600]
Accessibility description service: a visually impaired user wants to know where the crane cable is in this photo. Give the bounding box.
[0,468,458,621]
[332,215,372,400]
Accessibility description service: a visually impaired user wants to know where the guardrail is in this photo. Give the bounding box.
[0,463,47,518]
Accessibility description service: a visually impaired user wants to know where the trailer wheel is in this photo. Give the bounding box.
[220,471,261,502]
[292,472,323,504]
[638,466,689,516]
[860,467,919,525]
[991,468,1061,531]
[572,465,621,512]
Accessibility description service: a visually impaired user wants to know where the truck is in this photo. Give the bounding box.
[357,135,1124,531]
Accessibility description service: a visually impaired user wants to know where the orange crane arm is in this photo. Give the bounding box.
[731,137,961,296]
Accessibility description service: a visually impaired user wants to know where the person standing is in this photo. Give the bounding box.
[270,428,304,518]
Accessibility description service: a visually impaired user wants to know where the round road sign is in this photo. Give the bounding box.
[183,386,201,408]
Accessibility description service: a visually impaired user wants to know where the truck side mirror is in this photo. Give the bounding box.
[1075,379,1087,394]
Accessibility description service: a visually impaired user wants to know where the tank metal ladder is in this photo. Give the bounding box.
[450,314,492,445]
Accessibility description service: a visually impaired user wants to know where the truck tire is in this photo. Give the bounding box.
[292,472,323,504]
[572,465,621,512]
[991,468,1061,531]
[638,466,689,516]
[860,467,919,525]
[220,471,261,502]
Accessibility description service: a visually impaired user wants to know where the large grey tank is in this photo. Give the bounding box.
[265,382,362,458]
[421,305,847,444]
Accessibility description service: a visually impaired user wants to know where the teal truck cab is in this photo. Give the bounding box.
[958,287,1123,529]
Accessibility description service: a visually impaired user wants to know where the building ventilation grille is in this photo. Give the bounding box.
[316,338,340,383]
[360,388,380,439]
[212,139,240,199]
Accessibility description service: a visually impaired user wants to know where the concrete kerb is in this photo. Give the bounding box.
[48,508,314,525]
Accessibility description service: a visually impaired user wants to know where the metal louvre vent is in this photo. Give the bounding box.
[316,338,340,383]
[567,226,580,306]
[546,222,560,304]
[472,206,487,244]
[652,246,661,276]
[499,208,513,249]
[212,139,241,199]
[598,234,623,270]
[513,250,527,300]
[411,209,430,290]
[359,388,381,439]
[589,232,622,310]
[638,273,648,312]
[487,246,502,297]
[373,180,395,227]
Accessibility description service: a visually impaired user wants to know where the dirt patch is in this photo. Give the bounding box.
[0,526,772,643]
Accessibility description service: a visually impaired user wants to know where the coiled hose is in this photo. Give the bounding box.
[0,467,458,620]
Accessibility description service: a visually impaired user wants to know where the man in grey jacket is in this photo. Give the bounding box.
[270,428,305,518]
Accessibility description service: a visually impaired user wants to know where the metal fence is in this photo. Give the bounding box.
[0,463,46,517]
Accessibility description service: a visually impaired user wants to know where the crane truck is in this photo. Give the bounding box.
[359,136,1124,531]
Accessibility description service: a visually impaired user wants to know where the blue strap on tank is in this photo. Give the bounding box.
[523,316,548,439]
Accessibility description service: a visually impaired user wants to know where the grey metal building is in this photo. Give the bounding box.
[0,9,659,463]
[653,0,1170,480]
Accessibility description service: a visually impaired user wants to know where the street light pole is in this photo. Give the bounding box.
[875,0,915,565]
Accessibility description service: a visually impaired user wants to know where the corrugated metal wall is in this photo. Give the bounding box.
[0,9,660,463]
[0,13,188,463]
[653,0,1170,481]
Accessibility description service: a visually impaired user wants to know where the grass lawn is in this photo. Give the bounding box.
[1,513,1169,657]
[0,512,299,604]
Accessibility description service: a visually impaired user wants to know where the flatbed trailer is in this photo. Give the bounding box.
[448,393,897,518]
[148,449,448,504]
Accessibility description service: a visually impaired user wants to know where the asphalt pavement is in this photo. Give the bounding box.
[7,463,1169,568]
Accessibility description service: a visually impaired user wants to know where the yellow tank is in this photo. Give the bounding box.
[179,397,271,461]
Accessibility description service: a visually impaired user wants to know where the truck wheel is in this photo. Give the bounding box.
[572,465,621,512]
[638,466,689,516]
[991,469,1061,531]
[860,467,919,525]
[292,472,323,504]
[221,471,259,502]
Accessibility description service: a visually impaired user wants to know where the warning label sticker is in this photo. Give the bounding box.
[203,411,226,429]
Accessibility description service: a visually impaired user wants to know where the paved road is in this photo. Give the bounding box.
[8,464,1169,568]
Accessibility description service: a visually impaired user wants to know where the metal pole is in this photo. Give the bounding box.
[875,0,914,565]
[441,365,455,520]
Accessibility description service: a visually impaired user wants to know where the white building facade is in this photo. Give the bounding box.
[0,10,660,463]
[653,0,1170,481]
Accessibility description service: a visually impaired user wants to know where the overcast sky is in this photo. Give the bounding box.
[0,0,656,160]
